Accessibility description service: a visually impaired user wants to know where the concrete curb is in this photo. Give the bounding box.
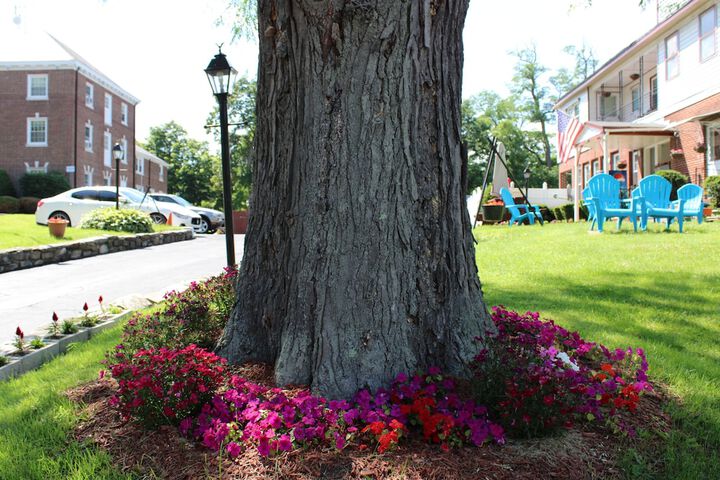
[0,310,133,381]
[0,228,195,274]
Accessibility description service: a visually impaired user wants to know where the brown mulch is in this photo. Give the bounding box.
[68,364,672,480]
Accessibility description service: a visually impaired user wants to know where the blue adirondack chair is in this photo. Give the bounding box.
[638,175,687,232]
[586,173,643,233]
[499,188,542,226]
[582,187,596,230]
[674,183,704,225]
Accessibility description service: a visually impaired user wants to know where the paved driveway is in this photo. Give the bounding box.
[0,234,244,347]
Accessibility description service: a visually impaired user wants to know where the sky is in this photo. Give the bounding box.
[1,0,658,146]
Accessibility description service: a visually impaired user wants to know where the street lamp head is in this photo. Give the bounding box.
[523,165,531,180]
[112,142,123,161]
[205,46,236,96]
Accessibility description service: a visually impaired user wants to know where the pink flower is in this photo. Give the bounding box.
[226,442,242,458]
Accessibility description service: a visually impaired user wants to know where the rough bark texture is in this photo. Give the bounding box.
[217,0,493,399]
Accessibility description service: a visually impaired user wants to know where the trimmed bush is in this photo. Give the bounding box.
[561,203,575,221]
[704,176,720,208]
[579,204,589,220]
[19,172,70,198]
[80,208,153,233]
[0,170,16,197]
[537,204,555,222]
[0,196,20,214]
[553,206,565,221]
[18,197,40,214]
[655,169,689,200]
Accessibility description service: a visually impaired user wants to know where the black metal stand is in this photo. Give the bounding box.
[216,92,236,267]
[473,136,543,227]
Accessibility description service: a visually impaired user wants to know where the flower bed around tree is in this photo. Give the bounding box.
[103,270,652,461]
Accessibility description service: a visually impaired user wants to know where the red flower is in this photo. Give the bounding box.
[15,326,24,339]
[52,312,58,322]
[83,302,89,312]
[98,295,103,304]
[377,430,398,453]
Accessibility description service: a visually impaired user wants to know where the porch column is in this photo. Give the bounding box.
[639,56,644,116]
[573,146,581,222]
[602,133,610,172]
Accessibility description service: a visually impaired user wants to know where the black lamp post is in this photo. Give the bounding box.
[523,165,531,199]
[205,47,237,267]
[112,142,124,209]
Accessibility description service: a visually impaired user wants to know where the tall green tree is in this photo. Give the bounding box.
[207,75,256,210]
[550,44,598,100]
[510,46,554,168]
[143,121,218,205]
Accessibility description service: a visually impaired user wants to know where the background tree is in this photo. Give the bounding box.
[217,0,494,399]
[207,75,256,210]
[550,44,598,100]
[143,122,218,205]
[510,46,554,168]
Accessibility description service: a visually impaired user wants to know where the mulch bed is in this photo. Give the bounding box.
[68,363,672,480]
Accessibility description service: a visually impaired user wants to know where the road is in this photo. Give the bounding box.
[0,234,244,348]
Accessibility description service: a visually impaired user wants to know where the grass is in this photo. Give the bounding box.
[0,214,177,250]
[475,220,720,479]
[0,325,131,479]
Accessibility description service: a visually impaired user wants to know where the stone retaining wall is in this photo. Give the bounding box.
[0,229,194,274]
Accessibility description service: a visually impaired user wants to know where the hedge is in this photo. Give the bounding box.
[0,196,20,214]
[655,170,689,200]
[704,176,720,208]
[18,197,40,214]
[19,172,70,198]
[0,170,16,197]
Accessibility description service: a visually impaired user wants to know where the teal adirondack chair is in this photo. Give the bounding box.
[586,174,643,233]
[674,183,704,225]
[499,188,542,226]
[582,187,596,230]
[638,175,687,232]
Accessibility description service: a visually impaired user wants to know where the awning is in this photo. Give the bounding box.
[575,121,675,152]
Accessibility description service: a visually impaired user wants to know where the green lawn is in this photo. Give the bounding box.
[0,214,176,250]
[0,325,131,479]
[475,220,720,479]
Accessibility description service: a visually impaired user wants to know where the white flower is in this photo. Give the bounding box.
[556,351,580,371]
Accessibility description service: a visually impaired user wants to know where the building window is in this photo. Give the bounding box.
[104,93,112,125]
[27,74,48,100]
[611,152,621,170]
[632,151,641,183]
[26,116,48,146]
[121,138,128,164]
[707,126,720,161]
[599,94,618,119]
[84,122,93,152]
[583,163,591,186]
[700,7,717,62]
[136,157,144,175]
[631,87,640,113]
[104,132,112,167]
[649,76,658,111]
[592,159,601,175]
[84,173,92,186]
[665,31,679,79]
[121,103,128,125]
[159,165,164,182]
[85,83,94,108]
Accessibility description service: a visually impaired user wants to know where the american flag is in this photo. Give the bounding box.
[556,110,583,164]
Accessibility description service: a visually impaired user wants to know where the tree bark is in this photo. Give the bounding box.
[217,0,493,399]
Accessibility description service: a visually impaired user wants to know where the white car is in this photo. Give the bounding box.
[35,186,202,231]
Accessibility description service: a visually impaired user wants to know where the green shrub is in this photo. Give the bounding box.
[579,204,589,220]
[17,196,40,214]
[0,196,20,214]
[80,208,153,233]
[19,172,70,198]
[561,203,575,221]
[655,169,689,200]
[0,170,16,197]
[537,204,555,222]
[553,206,565,221]
[704,176,720,208]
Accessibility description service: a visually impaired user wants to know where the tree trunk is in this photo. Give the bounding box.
[217,0,493,399]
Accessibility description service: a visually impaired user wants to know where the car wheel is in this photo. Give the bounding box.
[150,212,167,224]
[49,211,71,226]
[198,216,211,234]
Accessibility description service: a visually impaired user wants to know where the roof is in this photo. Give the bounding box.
[0,27,140,105]
[136,146,170,168]
[555,0,703,108]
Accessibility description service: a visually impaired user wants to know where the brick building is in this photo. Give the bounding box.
[555,0,720,198]
[0,31,167,194]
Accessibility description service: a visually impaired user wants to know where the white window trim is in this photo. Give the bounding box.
[85,82,94,109]
[104,93,113,126]
[84,121,94,152]
[159,165,164,182]
[27,74,48,100]
[665,31,680,80]
[26,116,48,147]
[103,131,112,167]
[121,138,128,164]
[121,103,128,126]
[136,157,144,175]
[699,6,717,63]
